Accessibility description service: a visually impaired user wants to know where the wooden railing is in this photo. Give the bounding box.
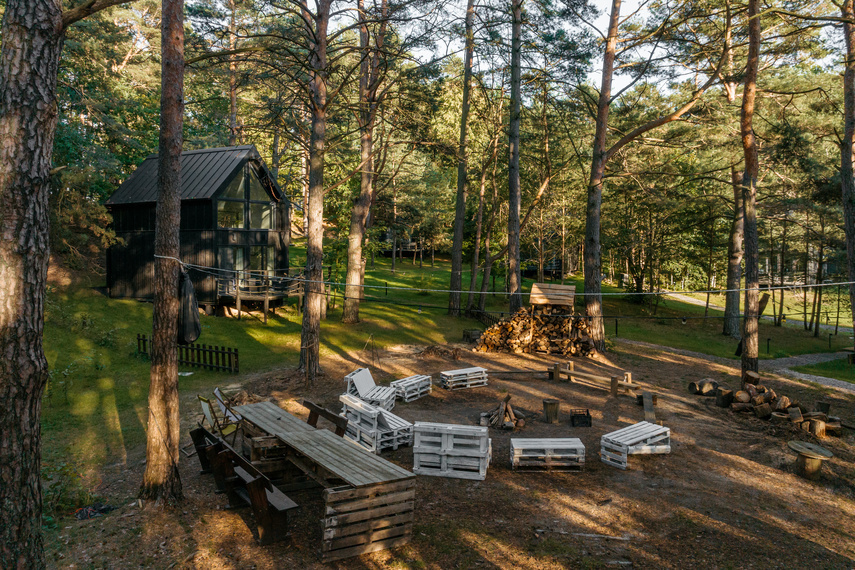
[137,334,239,373]
[466,309,503,328]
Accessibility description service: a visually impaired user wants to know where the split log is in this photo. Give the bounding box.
[742,371,760,387]
[825,421,842,437]
[770,412,789,424]
[715,389,734,408]
[744,383,759,398]
[735,391,751,403]
[750,395,766,407]
[788,407,804,423]
[688,379,719,395]
[775,396,791,411]
[754,403,773,419]
[732,403,754,412]
[761,389,776,404]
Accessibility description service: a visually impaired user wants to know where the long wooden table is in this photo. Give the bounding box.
[234,401,415,560]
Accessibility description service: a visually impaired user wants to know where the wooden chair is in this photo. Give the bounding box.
[300,399,348,436]
[213,387,242,422]
[198,395,239,444]
[344,368,397,411]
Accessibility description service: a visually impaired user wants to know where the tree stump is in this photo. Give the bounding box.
[788,441,833,481]
[753,403,773,419]
[809,419,826,438]
[542,399,560,424]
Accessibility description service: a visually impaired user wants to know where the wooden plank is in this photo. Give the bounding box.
[321,533,412,562]
[642,391,657,423]
[323,511,414,540]
[324,500,414,527]
[323,522,413,552]
[324,479,415,503]
[529,283,575,306]
[325,489,415,516]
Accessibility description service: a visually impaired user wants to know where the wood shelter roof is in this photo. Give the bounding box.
[106,145,283,205]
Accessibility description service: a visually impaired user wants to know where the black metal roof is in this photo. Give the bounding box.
[106,145,284,205]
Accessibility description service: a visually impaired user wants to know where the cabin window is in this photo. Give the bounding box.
[222,173,245,200]
[248,171,269,201]
[217,200,244,228]
[249,203,272,229]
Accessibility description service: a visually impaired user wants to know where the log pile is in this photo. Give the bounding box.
[475,308,596,357]
[480,395,526,429]
[690,374,844,437]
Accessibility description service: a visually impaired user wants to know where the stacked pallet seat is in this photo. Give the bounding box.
[510,438,585,471]
[389,374,432,402]
[439,367,488,390]
[412,422,492,480]
[345,368,397,411]
[339,394,413,453]
[600,421,670,470]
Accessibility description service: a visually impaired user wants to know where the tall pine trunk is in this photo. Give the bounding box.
[228,0,238,145]
[842,0,855,351]
[449,0,476,316]
[0,3,63,565]
[507,0,523,312]
[299,0,330,384]
[740,0,760,375]
[584,0,621,352]
[141,0,185,504]
[723,167,744,337]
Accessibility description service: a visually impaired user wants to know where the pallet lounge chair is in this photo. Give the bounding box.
[600,421,670,470]
[510,438,585,471]
[214,387,242,422]
[198,395,239,444]
[412,422,491,480]
[389,374,432,402]
[344,368,397,411]
[339,394,413,453]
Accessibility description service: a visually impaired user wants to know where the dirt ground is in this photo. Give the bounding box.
[45,341,855,569]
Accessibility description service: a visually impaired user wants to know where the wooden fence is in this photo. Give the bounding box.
[137,334,239,374]
[466,309,503,328]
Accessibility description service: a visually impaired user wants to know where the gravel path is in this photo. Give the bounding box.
[613,338,855,394]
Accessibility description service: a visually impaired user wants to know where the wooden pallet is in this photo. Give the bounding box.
[600,421,670,470]
[412,422,491,480]
[345,368,397,411]
[322,478,415,562]
[389,375,432,402]
[440,367,488,390]
[510,438,585,471]
[340,394,413,453]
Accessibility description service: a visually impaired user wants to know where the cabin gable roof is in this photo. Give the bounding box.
[106,145,284,206]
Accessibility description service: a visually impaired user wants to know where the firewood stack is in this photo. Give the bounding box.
[475,308,596,357]
[691,372,843,437]
[480,395,526,429]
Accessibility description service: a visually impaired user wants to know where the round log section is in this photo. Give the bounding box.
[788,441,833,481]
[715,388,734,408]
[542,399,560,424]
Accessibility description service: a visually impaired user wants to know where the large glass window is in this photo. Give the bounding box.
[249,203,272,229]
[222,173,245,199]
[248,171,269,201]
[217,200,244,228]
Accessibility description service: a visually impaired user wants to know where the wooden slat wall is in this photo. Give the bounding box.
[529,283,575,306]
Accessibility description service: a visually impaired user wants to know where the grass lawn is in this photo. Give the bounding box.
[792,358,855,385]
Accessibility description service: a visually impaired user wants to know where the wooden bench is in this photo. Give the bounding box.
[191,427,299,545]
[600,421,670,470]
[301,399,349,436]
[529,283,575,307]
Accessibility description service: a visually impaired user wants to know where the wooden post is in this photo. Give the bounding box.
[234,348,239,373]
[551,363,561,381]
[610,376,619,398]
[236,282,242,320]
[567,361,574,382]
[264,276,269,325]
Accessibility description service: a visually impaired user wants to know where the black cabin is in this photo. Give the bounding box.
[106,145,291,307]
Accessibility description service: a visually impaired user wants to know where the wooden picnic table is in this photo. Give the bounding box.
[233,401,416,561]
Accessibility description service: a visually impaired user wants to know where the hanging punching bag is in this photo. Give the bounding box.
[178,269,201,345]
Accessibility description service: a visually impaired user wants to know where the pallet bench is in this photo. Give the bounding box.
[340,394,413,453]
[190,426,299,545]
[510,438,585,471]
[440,367,488,390]
[413,422,491,480]
[600,421,671,470]
[345,368,397,410]
[389,374,432,402]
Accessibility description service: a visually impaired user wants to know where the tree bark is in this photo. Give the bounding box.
[299,0,330,384]
[449,0,476,316]
[584,0,621,351]
[0,3,63,566]
[740,0,760,375]
[507,0,523,313]
[842,0,855,351]
[342,0,387,324]
[141,0,184,504]
[228,0,238,145]
[723,166,744,337]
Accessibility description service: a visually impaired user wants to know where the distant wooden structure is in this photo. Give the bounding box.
[106,145,291,312]
[529,283,575,309]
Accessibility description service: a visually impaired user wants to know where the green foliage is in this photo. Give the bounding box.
[41,460,96,518]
